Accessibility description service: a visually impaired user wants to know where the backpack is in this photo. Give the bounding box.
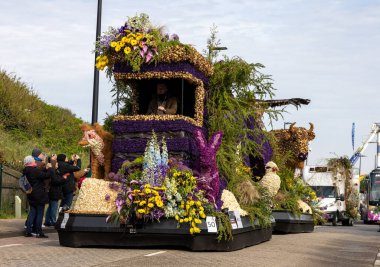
[19,175,32,194]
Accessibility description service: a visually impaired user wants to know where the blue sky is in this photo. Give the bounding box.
[1,0,379,174]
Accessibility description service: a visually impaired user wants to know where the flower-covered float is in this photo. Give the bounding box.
[55,14,314,249]
[269,123,319,233]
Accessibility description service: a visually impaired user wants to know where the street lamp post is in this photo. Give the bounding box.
[91,0,102,125]
[208,46,227,62]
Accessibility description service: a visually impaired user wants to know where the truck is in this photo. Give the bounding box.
[302,165,359,226]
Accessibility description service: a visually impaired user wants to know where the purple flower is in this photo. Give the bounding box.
[115,198,125,214]
[108,172,115,180]
[170,34,179,41]
[105,194,111,201]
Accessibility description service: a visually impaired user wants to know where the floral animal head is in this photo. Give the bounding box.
[271,123,315,170]
[79,124,105,165]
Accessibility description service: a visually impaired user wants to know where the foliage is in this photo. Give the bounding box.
[226,167,272,228]
[95,13,183,74]
[0,70,89,170]
[207,56,281,185]
[213,211,233,241]
[327,156,359,219]
[273,168,317,218]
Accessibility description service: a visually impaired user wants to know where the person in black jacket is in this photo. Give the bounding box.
[57,154,80,210]
[44,158,66,227]
[23,155,54,238]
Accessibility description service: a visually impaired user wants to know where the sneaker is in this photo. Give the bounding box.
[31,232,37,237]
[24,232,33,237]
[36,233,48,238]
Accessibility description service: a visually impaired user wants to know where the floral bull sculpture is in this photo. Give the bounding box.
[270,123,315,170]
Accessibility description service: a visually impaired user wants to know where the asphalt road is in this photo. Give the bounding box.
[0,222,379,267]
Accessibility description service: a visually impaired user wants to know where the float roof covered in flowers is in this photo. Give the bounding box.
[95,14,213,79]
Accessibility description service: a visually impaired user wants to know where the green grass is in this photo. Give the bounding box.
[0,70,90,170]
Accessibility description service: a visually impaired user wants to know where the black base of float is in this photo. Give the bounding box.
[272,210,314,234]
[55,213,272,251]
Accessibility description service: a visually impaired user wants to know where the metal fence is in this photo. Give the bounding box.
[0,163,28,215]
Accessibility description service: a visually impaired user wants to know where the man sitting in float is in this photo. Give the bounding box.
[146,83,178,115]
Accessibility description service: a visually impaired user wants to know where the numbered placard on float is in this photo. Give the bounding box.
[234,210,243,229]
[60,213,70,229]
[206,216,217,233]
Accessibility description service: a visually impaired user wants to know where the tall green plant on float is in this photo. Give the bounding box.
[205,27,282,227]
[206,28,281,185]
[327,156,359,220]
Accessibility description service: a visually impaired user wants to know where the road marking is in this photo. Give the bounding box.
[0,244,22,248]
[144,251,166,257]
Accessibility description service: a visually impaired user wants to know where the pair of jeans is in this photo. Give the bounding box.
[60,192,73,208]
[44,200,58,225]
[26,204,45,235]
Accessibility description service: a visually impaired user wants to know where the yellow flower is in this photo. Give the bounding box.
[179,219,184,223]
[145,184,151,188]
[184,218,189,223]
[139,200,146,206]
[196,201,201,207]
[110,41,117,48]
[195,218,202,224]
[194,227,201,233]
[175,215,179,221]
[145,188,151,194]
[199,206,204,211]
[96,56,101,61]
[188,216,193,221]
[148,203,154,208]
[186,205,190,210]
[189,228,194,234]
[189,201,195,206]
[121,36,128,43]
[156,201,163,208]
[130,39,137,46]
[137,209,145,214]
[136,32,143,40]
[155,196,161,202]
[115,46,121,52]
[191,221,196,228]
[200,212,206,219]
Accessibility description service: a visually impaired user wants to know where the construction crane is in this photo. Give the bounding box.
[350,123,380,166]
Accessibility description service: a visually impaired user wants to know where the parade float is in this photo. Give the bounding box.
[56,14,318,249]
[55,14,276,251]
[269,123,319,233]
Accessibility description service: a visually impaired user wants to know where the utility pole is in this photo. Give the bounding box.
[91,0,102,125]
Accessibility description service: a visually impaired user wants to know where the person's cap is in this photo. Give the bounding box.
[57,154,66,162]
[23,155,35,165]
[32,148,42,158]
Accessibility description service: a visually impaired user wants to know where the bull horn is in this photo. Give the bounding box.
[308,123,314,133]
[289,122,296,133]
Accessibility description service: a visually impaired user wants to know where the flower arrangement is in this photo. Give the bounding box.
[107,131,232,236]
[96,13,162,72]
[95,13,213,76]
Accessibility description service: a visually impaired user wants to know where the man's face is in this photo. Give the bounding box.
[38,153,45,161]
[157,83,168,95]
